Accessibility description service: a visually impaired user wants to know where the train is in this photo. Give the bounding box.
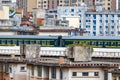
[0,35,120,48]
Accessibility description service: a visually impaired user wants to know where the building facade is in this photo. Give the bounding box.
[0,46,119,80]
[85,11,120,36]
[16,0,27,15]
[0,6,9,19]
[27,0,37,13]
[37,0,49,9]
[57,6,88,28]
[95,0,117,10]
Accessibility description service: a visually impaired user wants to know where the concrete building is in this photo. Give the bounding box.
[95,0,117,10]
[27,0,37,13]
[0,6,9,20]
[32,8,45,26]
[57,6,88,28]
[85,11,120,36]
[0,45,119,80]
[116,0,120,10]
[37,0,49,9]
[16,0,27,15]
[0,0,12,6]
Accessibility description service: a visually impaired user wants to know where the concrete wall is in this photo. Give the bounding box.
[65,16,80,28]
[27,0,37,13]
[38,32,69,36]
[9,64,49,80]
[49,67,106,80]
[0,6,9,19]
[0,32,17,35]
[69,68,104,80]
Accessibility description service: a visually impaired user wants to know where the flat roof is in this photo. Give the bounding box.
[62,36,120,40]
[0,35,58,39]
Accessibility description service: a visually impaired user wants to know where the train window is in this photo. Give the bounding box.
[111,42,114,46]
[79,41,81,44]
[1,40,6,44]
[47,41,50,45]
[92,42,95,45]
[36,40,41,44]
[73,41,79,44]
[118,42,120,46]
[30,40,35,44]
[98,42,102,45]
[7,40,12,44]
[18,40,23,45]
[42,41,46,45]
[24,40,30,44]
[105,42,109,45]
[55,40,57,46]
[13,40,17,44]
[86,41,90,45]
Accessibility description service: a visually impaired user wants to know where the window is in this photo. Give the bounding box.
[111,26,114,28]
[94,72,99,76]
[72,72,77,76]
[20,66,25,71]
[111,31,114,34]
[37,66,42,77]
[82,72,89,76]
[108,3,110,5]
[93,14,96,19]
[93,20,96,24]
[105,14,108,17]
[51,67,56,78]
[31,66,34,76]
[106,26,108,28]
[71,9,74,12]
[100,26,102,28]
[99,14,102,17]
[60,69,63,79]
[106,20,108,23]
[93,26,96,30]
[108,7,110,10]
[9,67,12,73]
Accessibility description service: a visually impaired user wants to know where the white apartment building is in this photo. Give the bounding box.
[85,11,120,36]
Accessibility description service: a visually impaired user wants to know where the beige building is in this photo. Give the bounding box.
[95,0,116,10]
[37,0,49,9]
[27,0,37,13]
[0,6,9,20]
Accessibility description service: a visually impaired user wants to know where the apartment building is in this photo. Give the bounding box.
[57,6,88,28]
[36,0,95,10]
[1,0,12,6]
[85,11,120,36]
[95,0,117,10]
[37,0,49,9]
[17,0,37,14]
[27,0,37,13]
[16,0,27,15]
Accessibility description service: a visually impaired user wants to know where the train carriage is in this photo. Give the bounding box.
[0,35,59,47]
[0,35,120,48]
[62,36,120,48]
